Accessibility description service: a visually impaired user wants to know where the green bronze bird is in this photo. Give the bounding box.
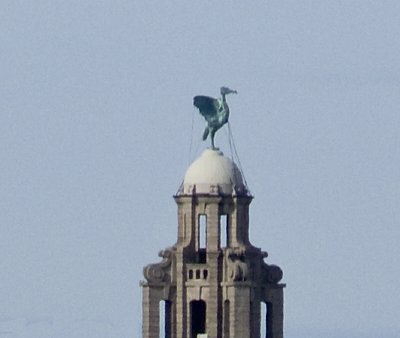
[193,87,237,150]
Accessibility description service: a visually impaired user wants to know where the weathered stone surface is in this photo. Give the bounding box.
[141,150,285,338]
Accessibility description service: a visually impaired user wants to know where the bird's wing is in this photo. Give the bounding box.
[193,96,218,119]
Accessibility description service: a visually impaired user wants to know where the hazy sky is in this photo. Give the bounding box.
[1,1,399,337]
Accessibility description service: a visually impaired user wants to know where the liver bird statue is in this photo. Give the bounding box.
[193,87,237,150]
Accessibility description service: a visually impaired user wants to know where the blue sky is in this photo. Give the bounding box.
[0,1,399,337]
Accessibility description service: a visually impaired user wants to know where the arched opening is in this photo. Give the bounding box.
[197,214,207,263]
[198,214,207,249]
[223,300,230,338]
[261,302,267,338]
[219,214,228,248]
[159,300,171,338]
[190,300,206,338]
[261,301,272,338]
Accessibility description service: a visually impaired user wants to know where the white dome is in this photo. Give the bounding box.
[181,149,247,195]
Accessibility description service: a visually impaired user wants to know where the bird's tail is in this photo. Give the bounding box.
[202,127,209,141]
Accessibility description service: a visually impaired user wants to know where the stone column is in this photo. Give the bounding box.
[142,286,160,338]
[250,299,261,338]
[206,200,221,338]
[264,288,284,338]
[175,252,187,338]
[228,284,251,338]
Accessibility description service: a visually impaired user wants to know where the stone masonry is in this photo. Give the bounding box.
[141,149,285,338]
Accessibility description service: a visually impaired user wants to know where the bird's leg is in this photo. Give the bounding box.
[210,130,216,150]
[202,126,210,141]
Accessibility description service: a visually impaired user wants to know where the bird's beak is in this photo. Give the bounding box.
[220,86,238,95]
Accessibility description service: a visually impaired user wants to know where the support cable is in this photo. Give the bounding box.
[188,107,195,166]
[227,122,250,192]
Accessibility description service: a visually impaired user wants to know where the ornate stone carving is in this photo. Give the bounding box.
[226,247,249,282]
[209,184,219,195]
[143,247,175,283]
[261,263,283,284]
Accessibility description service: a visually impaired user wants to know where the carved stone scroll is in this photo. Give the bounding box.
[143,247,175,283]
[261,263,283,284]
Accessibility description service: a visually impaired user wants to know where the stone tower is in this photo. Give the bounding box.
[141,149,285,338]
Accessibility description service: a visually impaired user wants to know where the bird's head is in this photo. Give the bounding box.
[220,86,237,96]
